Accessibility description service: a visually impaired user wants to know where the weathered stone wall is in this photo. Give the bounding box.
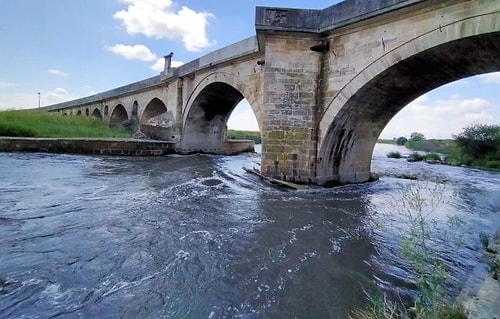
[260,34,322,183]
[0,137,175,156]
[316,0,500,184]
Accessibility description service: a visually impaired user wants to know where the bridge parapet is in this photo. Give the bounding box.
[174,36,259,77]
[255,0,426,34]
[42,75,165,112]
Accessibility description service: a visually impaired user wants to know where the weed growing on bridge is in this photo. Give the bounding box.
[350,182,468,319]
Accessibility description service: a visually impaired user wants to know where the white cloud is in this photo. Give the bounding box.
[48,69,68,77]
[381,94,496,139]
[150,57,184,72]
[45,88,72,104]
[108,44,156,62]
[0,81,16,89]
[479,72,500,84]
[114,0,215,52]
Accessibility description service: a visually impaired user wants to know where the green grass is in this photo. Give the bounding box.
[0,110,132,138]
[377,139,396,145]
[227,129,261,143]
[405,139,456,154]
[425,152,442,161]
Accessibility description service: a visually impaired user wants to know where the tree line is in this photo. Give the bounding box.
[391,123,500,170]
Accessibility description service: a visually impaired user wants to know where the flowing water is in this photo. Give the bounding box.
[0,144,499,318]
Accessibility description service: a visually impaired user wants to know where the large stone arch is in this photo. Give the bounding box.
[179,72,261,152]
[317,12,500,186]
[183,72,262,131]
[140,97,168,125]
[109,104,128,126]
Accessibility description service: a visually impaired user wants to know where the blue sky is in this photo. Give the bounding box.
[1,0,499,139]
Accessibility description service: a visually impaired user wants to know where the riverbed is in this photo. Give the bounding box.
[0,144,499,318]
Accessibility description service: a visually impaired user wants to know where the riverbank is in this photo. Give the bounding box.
[0,137,175,156]
[0,137,256,156]
[459,229,500,318]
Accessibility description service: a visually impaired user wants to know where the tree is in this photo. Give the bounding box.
[396,136,408,146]
[409,132,425,142]
[454,123,500,160]
[406,132,426,149]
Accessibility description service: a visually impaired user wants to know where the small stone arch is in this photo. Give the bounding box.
[92,108,103,119]
[110,104,128,126]
[132,100,139,117]
[76,110,82,116]
[140,98,168,124]
[85,108,90,116]
[104,105,109,116]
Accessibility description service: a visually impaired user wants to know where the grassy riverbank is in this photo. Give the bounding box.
[0,110,132,138]
[380,130,500,171]
[227,129,261,144]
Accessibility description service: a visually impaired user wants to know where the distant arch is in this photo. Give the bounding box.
[132,100,139,117]
[85,108,90,116]
[140,98,168,124]
[104,105,109,116]
[91,108,103,119]
[76,110,82,116]
[110,104,128,126]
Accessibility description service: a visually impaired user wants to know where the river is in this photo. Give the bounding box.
[0,144,499,318]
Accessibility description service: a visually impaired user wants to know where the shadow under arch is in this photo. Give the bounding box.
[91,108,103,119]
[140,97,168,124]
[179,80,257,153]
[317,24,500,186]
[110,104,128,127]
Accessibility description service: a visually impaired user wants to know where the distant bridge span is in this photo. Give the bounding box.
[44,0,500,186]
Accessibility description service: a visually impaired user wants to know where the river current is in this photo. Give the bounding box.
[0,144,499,318]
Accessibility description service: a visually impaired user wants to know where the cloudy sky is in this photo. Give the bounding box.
[1,0,499,139]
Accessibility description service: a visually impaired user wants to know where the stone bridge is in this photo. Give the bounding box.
[44,0,500,186]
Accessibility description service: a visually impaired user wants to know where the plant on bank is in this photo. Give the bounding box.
[351,182,468,319]
[387,151,402,159]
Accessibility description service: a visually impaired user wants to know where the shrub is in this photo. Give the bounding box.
[408,152,425,162]
[425,152,441,161]
[396,136,408,146]
[454,123,500,160]
[387,151,402,159]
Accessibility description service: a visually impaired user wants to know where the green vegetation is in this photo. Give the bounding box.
[425,152,442,161]
[388,125,500,171]
[378,138,397,145]
[351,182,468,319]
[387,151,402,159]
[408,152,425,162]
[453,123,500,170]
[227,129,261,144]
[0,110,131,138]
